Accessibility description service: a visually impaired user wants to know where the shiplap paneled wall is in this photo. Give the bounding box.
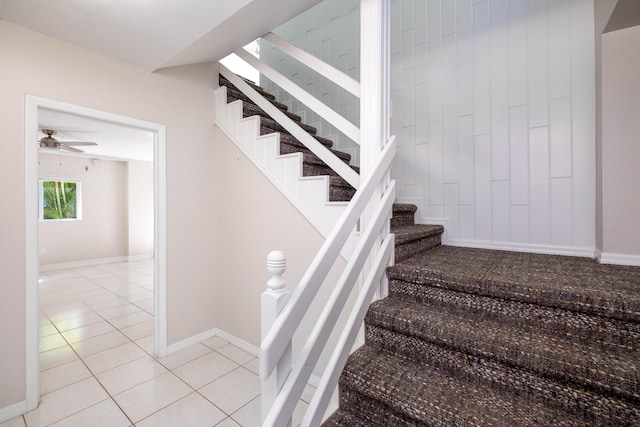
[261,0,596,256]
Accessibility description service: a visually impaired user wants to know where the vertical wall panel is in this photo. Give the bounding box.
[508,0,528,107]
[570,0,596,249]
[429,121,444,206]
[548,0,571,99]
[509,106,529,205]
[428,0,442,59]
[551,177,573,246]
[443,76,459,184]
[458,115,475,205]
[511,206,530,243]
[475,135,492,240]
[444,184,460,239]
[549,97,572,178]
[492,180,510,242]
[491,61,509,180]
[460,206,477,240]
[529,127,550,244]
[263,0,595,253]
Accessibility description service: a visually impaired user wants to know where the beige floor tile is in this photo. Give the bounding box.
[112,372,192,423]
[198,367,260,414]
[243,358,259,375]
[40,359,92,395]
[155,343,212,370]
[70,330,130,358]
[301,383,316,404]
[215,417,241,426]
[0,416,25,427]
[96,355,167,396]
[134,298,154,314]
[45,306,95,322]
[216,344,255,365]
[48,399,130,427]
[39,345,79,371]
[173,351,238,389]
[52,311,103,332]
[39,322,58,338]
[97,303,141,320]
[119,319,154,340]
[136,392,226,427]
[39,334,68,353]
[24,377,109,426]
[61,321,116,344]
[134,335,155,354]
[202,336,229,350]
[87,297,130,312]
[108,311,153,329]
[82,342,146,374]
[230,395,260,426]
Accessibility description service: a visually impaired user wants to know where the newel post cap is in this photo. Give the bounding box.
[266,250,287,292]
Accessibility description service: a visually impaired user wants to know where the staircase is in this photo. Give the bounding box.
[218,72,639,426]
[324,204,640,426]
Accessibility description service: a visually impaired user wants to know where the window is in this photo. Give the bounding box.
[39,179,82,221]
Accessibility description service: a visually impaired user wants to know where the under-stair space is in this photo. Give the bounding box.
[324,204,640,426]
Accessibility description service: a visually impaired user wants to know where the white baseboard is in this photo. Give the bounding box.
[444,238,597,258]
[165,328,218,355]
[213,329,260,357]
[597,251,640,266]
[0,400,26,424]
[165,328,259,358]
[39,256,128,272]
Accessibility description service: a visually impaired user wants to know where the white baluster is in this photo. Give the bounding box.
[261,250,292,426]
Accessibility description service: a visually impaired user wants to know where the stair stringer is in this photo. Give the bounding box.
[215,86,359,259]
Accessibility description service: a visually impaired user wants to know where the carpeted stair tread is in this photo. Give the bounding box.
[321,409,370,427]
[364,325,640,426]
[392,224,444,245]
[391,224,444,262]
[229,92,302,123]
[390,204,417,227]
[219,74,277,101]
[339,346,593,426]
[388,278,640,349]
[248,107,318,135]
[224,84,290,112]
[365,297,640,403]
[388,245,640,323]
[260,125,333,149]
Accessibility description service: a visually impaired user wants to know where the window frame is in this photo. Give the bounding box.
[38,178,83,222]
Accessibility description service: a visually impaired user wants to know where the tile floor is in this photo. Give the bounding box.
[2,260,311,427]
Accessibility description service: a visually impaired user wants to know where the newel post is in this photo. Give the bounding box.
[261,250,292,425]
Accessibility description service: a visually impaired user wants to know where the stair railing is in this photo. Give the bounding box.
[261,137,396,427]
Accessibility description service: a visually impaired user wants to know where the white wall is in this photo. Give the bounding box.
[0,20,218,413]
[260,0,597,256]
[38,154,128,265]
[601,24,640,262]
[127,160,154,258]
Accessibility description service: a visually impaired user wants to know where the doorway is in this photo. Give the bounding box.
[24,96,167,411]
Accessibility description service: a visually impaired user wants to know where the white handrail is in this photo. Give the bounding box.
[260,135,396,379]
[234,48,361,145]
[303,233,395,426]
[262,32,361,99]
[219,65,360,189]
[262,179,396,427]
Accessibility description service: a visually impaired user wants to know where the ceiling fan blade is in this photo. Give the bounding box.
[59,141,98,146]
[59,145,85,153]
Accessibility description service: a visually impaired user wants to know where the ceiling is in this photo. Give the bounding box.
[604,0,640,33]
[38,109,154,162]
[1,0,322,161]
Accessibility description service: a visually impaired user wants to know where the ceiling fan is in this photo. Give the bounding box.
[38,129,98,153]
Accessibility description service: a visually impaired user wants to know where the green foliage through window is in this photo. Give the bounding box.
[40,180,80,220]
